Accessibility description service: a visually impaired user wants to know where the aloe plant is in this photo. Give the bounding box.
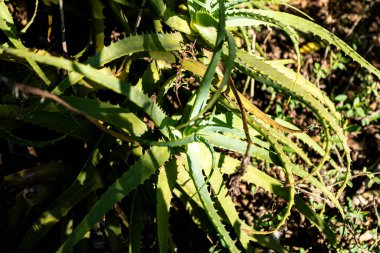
[0,0,379,252]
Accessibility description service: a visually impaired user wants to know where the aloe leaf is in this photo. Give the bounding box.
[0,1,51,86]
[266,127,312,166]
[271,9,380,78]
[197,143,282,252]
[210,165,289,253]
[89,0,105,52]
[186,0,200,20]
[174,160,218,242]
[61,96,148,136]
[217,98,312,166]
[175,152,212,220]
[147,0,192,34]
[219,154,337,245]
[245,115,297,235]
[199,129,281,164]
[201,125,269,149]
[172,187,212,227]
[235,50,351,198]
[157,158,178,253]
[251,114,344,218]
[53,32,183,94]
[291,164,344,218]
[235,51,335,120]
[214,94,344,220]
[3,48,174,136]
[276,118,341,170]
[176,150,286,252]
[267,61,339,119]
[187,142,240,253]
[235,50,349,151]
[212,112,260,136]
[190,1,226,119]
[129,191,145,253]
[57,146,170,253]
[16,139,105,253]
[184,143,288,252]
[175,153,202,207]
[181,30,237,129]
[201,118,344,218]
[228,10,302,75]
[227,9,380,79]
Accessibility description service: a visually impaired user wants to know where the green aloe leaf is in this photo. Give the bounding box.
[53,32,183,94]
[157,158,178,253]
[187,142,240,253]
[2,48,174,137]
[129,191,145,253]
[62,96,148,136]
[220,154,337,245]
[57,146,170,253]
[0,1,51,85]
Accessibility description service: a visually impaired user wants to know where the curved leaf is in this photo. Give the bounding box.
[187,142,240,252]
[62,97,147,136]
[226,9,380,78]
[219,154,337,245]
[53,32,183,94]
[157,159,178,253]
[0,1,50,85]
[3,48,174,137]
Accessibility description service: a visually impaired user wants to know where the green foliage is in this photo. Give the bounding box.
[0,0,379,252]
